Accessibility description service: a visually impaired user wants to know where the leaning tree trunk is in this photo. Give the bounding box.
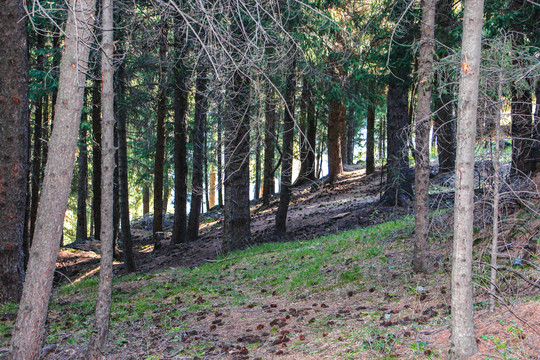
[152,23,168,249]
[450,0,484,357]
[0,0,28,304]
[275,55,296,237]
[10,0,96,356]
[86,0,115,354]
[413,0,436,274]
[262,85,277,205]
[187,66,208,242]
[223,70,251,253]
[366,104,376,174]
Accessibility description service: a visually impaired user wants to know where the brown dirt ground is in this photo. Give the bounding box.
[4,167,539,360]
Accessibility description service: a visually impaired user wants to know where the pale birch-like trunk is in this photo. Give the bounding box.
[450,0,484,357]
[86,0,115,356]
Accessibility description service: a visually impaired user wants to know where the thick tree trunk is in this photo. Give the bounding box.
[275,56,296,237]
[10,0,96,356]
[223,70,251,253]
[366,104,376,174]
[92,77,102,240]
[0,0,28,304]
[413,0,437,274]
[116,62,135,272]
[187,67,208,242]
[510,88,533,176]
[262,86,277,205]
[75,123,88,243]
[152,25,168,249]
[327,100,346,183]
[381,82,412,206]
[450,0,484,357]
[172,20,189,245]
[86,0,115,354]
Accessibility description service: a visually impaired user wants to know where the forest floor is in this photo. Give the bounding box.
[1,166,540,359]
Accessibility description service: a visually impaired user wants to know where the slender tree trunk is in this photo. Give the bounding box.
[29,33,46,245]
[217,113,223,207]
[254,120,261,200]
[204,137,209,211]
[172,22,189,245]
[530,84,540,175]
[86,0,115,355]
[327,99,346,183]
[223,70,251,253]
[92,77,102,240]
[275,55,296,237]
[262,85,276,205]
[450,0,484,357]
[346,107,355,165]
[116,62,135,272]
[187,67,208,242]
[112,128,119,255]
[10,0,96,355]
[413,0,437,274]
[0,0,28,304]
[490,72,503,312]
[142,186,150,215]
[296,76,316,185]
[152,24,168,249]
[76,120,88,243]
[366,104,376,174]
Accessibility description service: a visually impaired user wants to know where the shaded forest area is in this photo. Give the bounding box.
[0,0,539,359]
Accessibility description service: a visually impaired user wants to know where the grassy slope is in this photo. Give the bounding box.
[1,214,538,359]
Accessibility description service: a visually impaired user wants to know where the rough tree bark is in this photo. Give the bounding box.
[29,32,46,245]
[223,70,251,253]
[262,85,277,205]
[171,33,189,244]
[10,0,96,356]
[91,76,102,240]
[153,23,168,249]
[75,119,88,243]
[0,0,28,304]
[327,99,346,183]
[275,55,297,237]
[116,61,135,272]
[413,0,437,274]
[450,0,484,357]
[86,0,115,354]
[187,66,208,242]
[366,104,376,174]
[381,80,412,206]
